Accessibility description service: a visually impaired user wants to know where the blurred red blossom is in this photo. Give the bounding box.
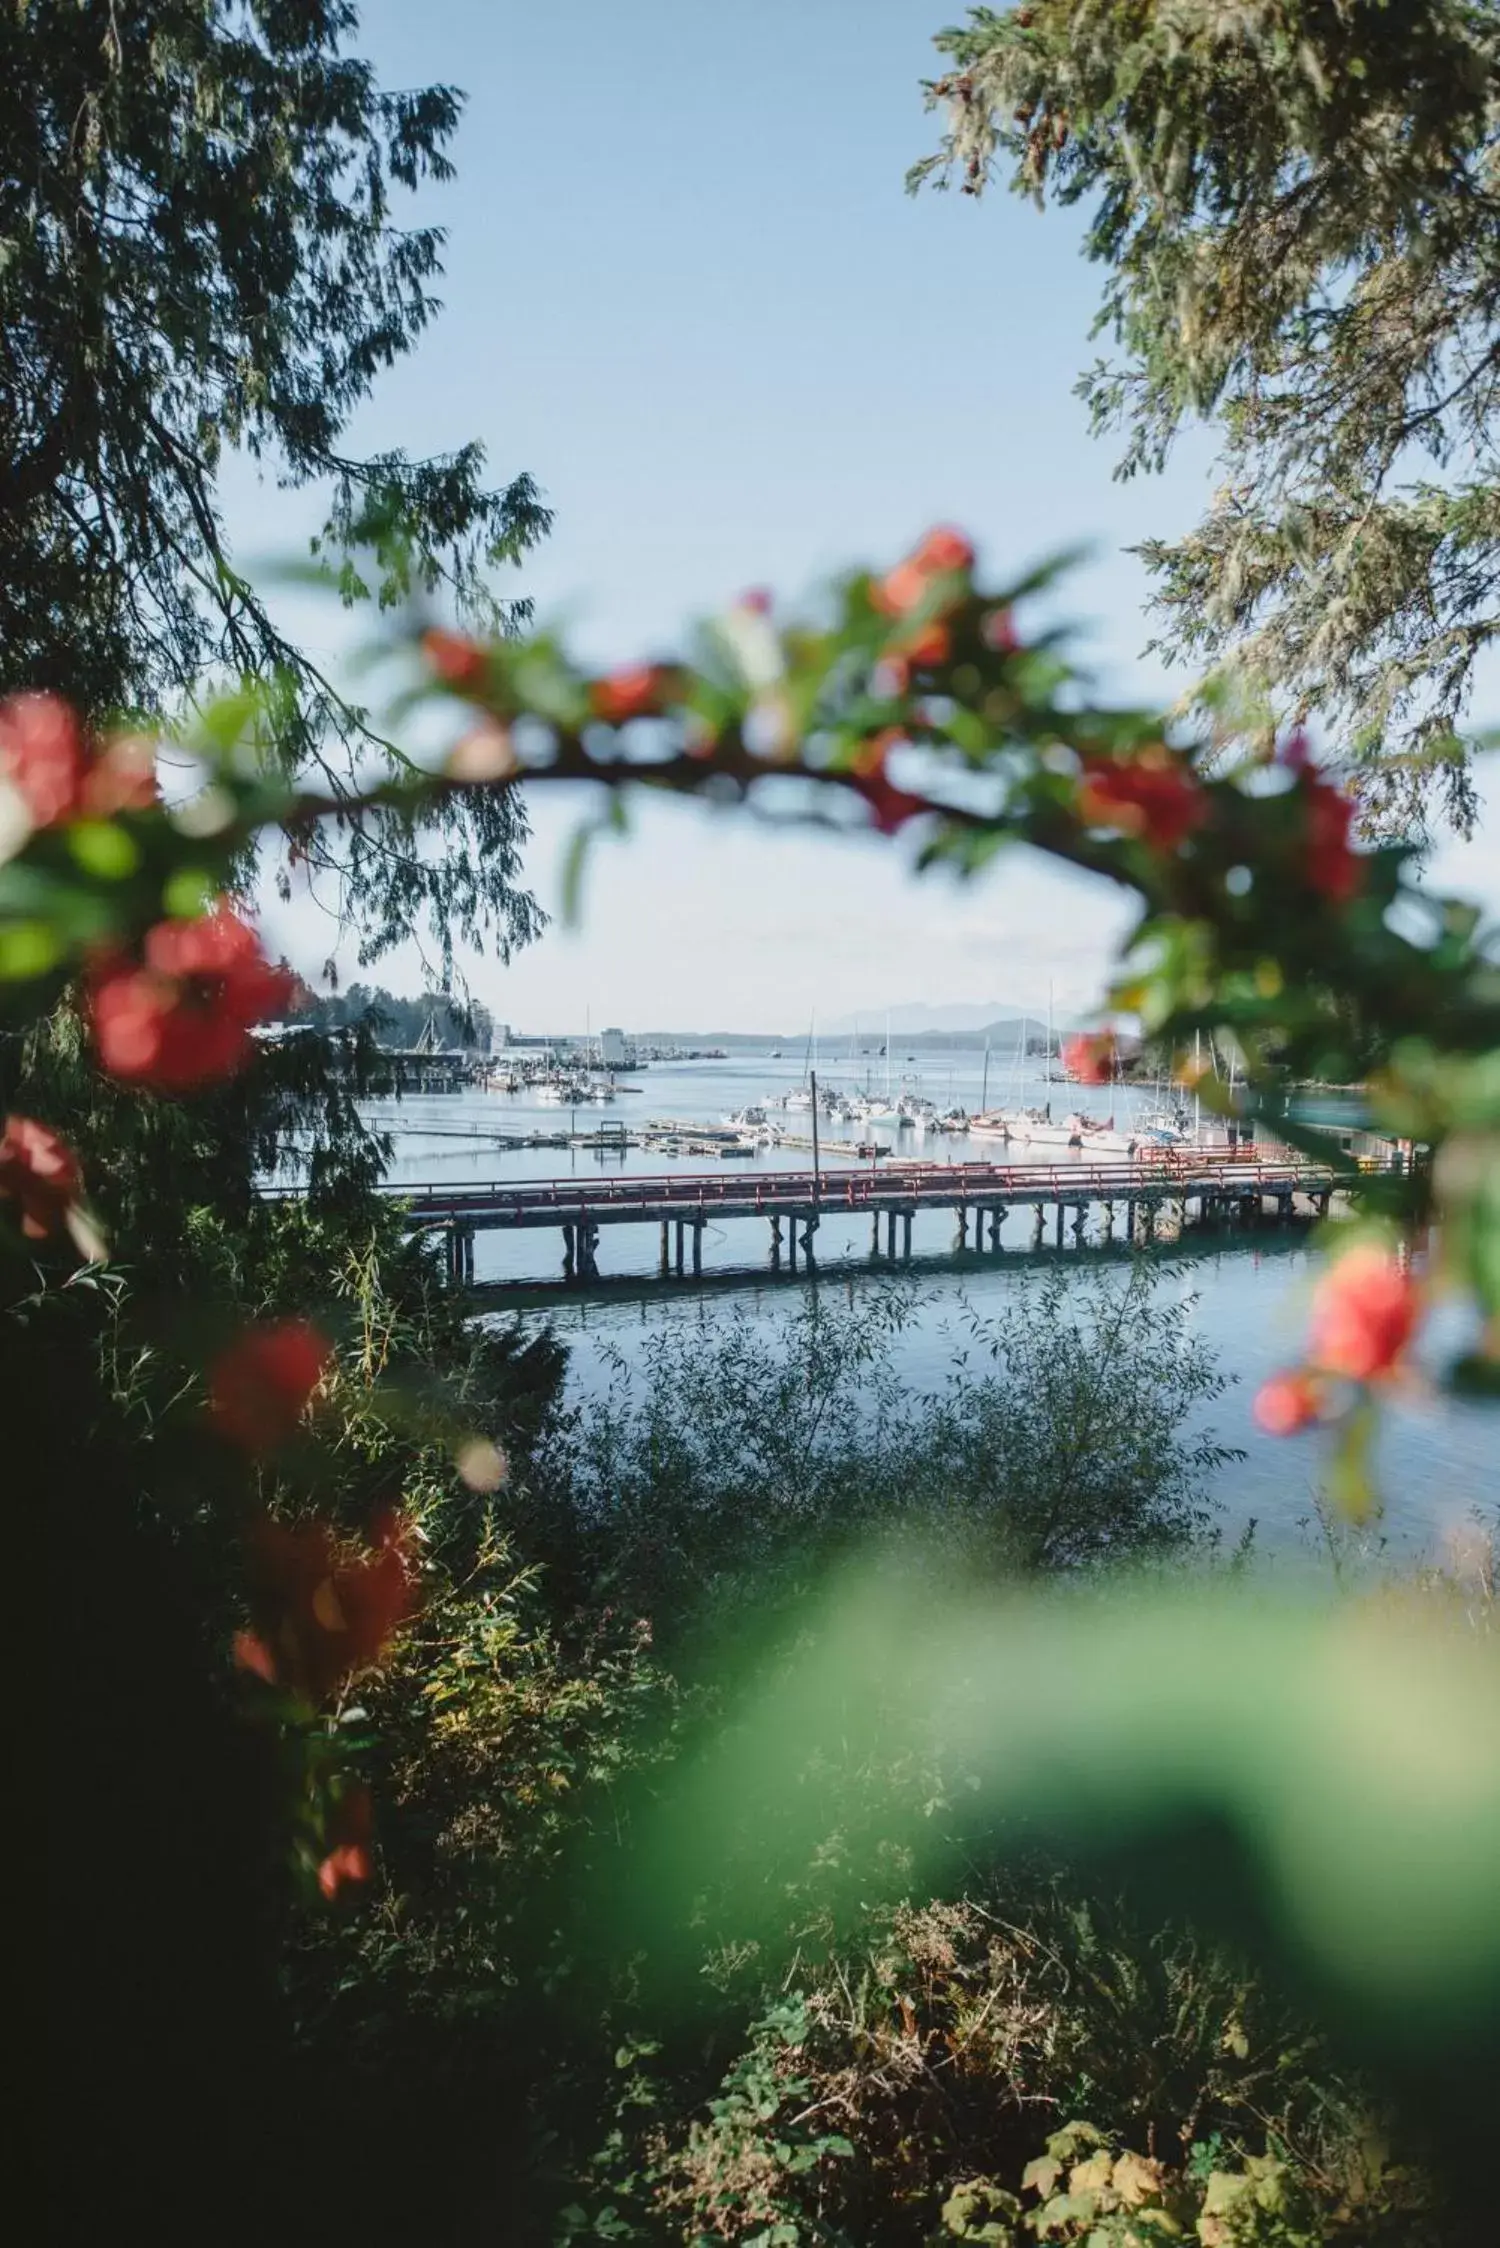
[89,903,295,1089]
[235,1507,418,1705]
[900,621,952,670]
[589,664,678,723]
[0,1114,82,1239]
[850,731,926,834]
[317,1783,375,1899]
[1278,729,1362,900]
[981,606,1020,654]
[0,692,87,824]
[1079,750,1206,851]
[83,732,159,816]
[1061,1030,1118,1085]
[911,526,975,575]
[1301,773,1362,902]
[421,627,489,690]
[210,1319,332,1451]
[0,692,158,828]
[1308,1245,1419,1381]
[872,525,975,617]
[1253,1369,1325,1436]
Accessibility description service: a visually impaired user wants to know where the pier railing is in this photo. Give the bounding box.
[366,1146,1339,1227]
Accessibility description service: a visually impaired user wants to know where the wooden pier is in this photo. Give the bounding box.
[369,1149,1341,1286]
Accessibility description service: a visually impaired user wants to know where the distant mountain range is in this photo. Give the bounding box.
[631,1014,1053,1054]
[819,1001,1032,1035]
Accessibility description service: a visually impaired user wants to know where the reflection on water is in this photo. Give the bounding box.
[355,1049,1495,1563]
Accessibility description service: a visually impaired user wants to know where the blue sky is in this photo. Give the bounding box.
[235,0,1498,1032]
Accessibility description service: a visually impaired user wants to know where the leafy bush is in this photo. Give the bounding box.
[529,1265,1237,1644]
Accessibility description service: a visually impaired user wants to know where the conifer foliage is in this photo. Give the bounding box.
[0,0,548,962]
[912,1,1500,834]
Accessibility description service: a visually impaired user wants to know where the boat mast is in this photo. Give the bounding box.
[980,1036,990,1113]
[1045,981,1055,1119]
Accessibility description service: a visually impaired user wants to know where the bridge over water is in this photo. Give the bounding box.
[363,1149,1342,1287]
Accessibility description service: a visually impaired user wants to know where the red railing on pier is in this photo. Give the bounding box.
[370,1147,1338,1227]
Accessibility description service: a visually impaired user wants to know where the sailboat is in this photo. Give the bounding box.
[863,1008,902,1119]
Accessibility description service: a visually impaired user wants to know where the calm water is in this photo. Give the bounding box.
[361,1048,1498,1562]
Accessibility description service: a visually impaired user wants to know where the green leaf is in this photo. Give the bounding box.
[0,919,63,980]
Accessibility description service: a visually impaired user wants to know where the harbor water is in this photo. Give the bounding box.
[362,1048,1497,1563]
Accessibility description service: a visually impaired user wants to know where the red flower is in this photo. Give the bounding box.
[911,525,974,575]
[231,1629,278,1684]
[1253,1369,1324,1436]
[0,1114,82,1239]
[981,606,1019,654]
[872,559,929,617]
[210,1319,332,1451]
[0,692,86,826]
[237,1508,417,1706]
[860,774,927,834]
[421,627,489,690]
[1301,773,1361,902]
[317,1783,375,1900]
[849,732,926,834]
[81,732,159,815]
[589,664,677,722]
[1060,1030,1117,1085]
[900,622,952,670]
[0,693,159,826]
[1079,750,1206,851]
[1307,1245,1419,1381]
[872,525,976,616]
[89,903,295,1089]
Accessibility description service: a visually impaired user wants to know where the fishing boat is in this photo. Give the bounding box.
[723,1104,769,1128]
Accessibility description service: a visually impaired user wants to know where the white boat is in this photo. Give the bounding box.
[992,1105,1056,1143]
[723,1104,769,1128]
[1074,1121,1139,1157]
